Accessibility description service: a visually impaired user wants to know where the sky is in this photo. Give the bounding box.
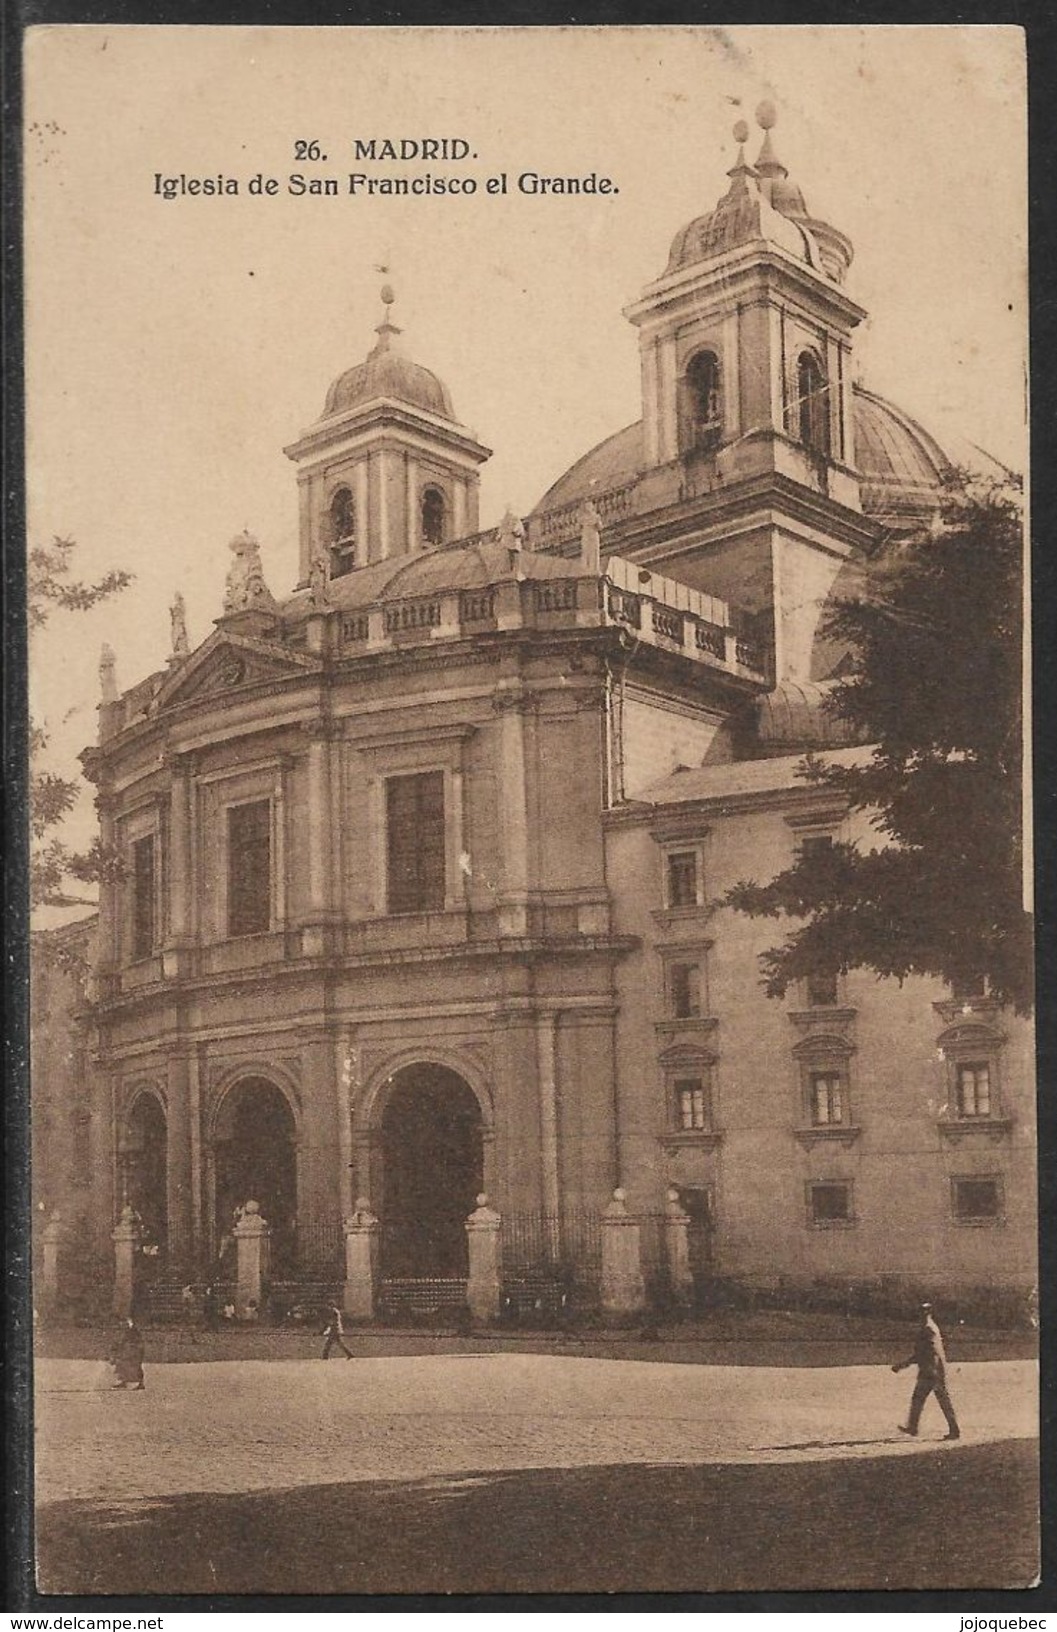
[24,24,1027,914]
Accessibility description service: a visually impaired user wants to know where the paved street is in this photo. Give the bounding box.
[35,1353,1039,1594]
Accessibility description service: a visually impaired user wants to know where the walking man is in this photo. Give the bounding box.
[320,1301,354,1360]
[892,1302,960,1439]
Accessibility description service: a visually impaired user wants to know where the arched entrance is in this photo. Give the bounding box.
[213,1077,297,1272]
[380,1063,484,1277]
[121,1093,167,1249]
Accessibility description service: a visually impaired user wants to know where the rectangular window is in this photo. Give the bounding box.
[801,834,834,859]
[227,799,272,937]
[810,1071,845,1126]
[670,962,701,1019]
[806,970,839,1007]
[667,851,699,909]
[131,833,156,960]
[952,1177,1001,1222]
[675,1078,710,1132]
[810,1182,851,1224]
[386,770,446,915]
[956,1062,992,1118]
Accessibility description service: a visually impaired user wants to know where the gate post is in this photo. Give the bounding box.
[343,1197,380,1321]
[664,1186,694,1309]
[40,1209,67,1317]
[111,1205,141,1319]
[466,1193,502,1324]
[234,1200,270,1319]
[600,1188,646,1321]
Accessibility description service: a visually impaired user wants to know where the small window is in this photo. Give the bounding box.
[952,1177,1001,1222]
[806,970,839,1007]
[809,1071,845,1127]
[951,974,987,1002]
[809,1181,851,1224]
[685,351,722,450]
[328,488,357,577]
[797,351,830,455]
[955,1062,992,1118]
[675,1078,710,1132]
[386,770,446,914]
[670,962,701,1019]
[801,833,834,860]
[667,851,699,909]
[421,487,446,548]
[228,799,271,938]
[131,833,156,960]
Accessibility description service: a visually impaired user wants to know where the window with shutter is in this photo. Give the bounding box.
[228,799,272,937]
[386,771,446,914]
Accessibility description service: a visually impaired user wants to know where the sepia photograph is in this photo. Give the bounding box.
[22,23,1037,1598]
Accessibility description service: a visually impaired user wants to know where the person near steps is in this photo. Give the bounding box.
[892,1302,960,1439]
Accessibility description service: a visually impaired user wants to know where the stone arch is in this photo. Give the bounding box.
[208,1067,302,1271]
[119,1085,168,1249]
[356,1050,495,1279]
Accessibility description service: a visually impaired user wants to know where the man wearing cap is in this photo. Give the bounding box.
[892,1302,961,1439]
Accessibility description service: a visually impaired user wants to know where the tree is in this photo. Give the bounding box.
[30,536,132,911]
[726,473,1033,1015]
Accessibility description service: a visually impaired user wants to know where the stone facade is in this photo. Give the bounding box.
[30,106,1034,1318]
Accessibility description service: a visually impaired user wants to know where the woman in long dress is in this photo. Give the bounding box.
[110,1317,146,1389]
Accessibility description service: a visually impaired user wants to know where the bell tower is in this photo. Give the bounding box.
[621,104,875,684]
[625,103,865,512]
[284,286,492,585]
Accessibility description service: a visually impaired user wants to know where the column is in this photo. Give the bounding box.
[165,1050,193,1276]
[112,1205,141,1318]
[95,789,119,993]
[302,721,335,956]
[494,688,529,935]
[335,1026,356,1219]
[465,1194,502,1325]
[343,1197,380,1320]
[600,1188,646,1321]
[164,753,193,969]
[536,1013,561,1220]
[234,1201,271,1319]
[663,1186,694,1309]
[40,1210,66,1316]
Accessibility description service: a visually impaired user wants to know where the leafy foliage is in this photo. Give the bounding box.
[726,474,1032,1014]
[30,537,132,910]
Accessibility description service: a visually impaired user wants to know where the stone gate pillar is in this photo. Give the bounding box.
[343,1198,380,1321]
[111,1205,141,1319]
[664,1186,694,1310]
[466,1194,502,1325]
[234,1201,270,1319]
[40,1210,66,1317]
[600,1188,646,1321]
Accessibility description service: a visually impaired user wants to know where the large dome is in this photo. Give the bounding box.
[323,319,455,422]
[533,386,1004,527]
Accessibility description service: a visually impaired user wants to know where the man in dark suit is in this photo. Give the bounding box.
[892,1302,960,1439]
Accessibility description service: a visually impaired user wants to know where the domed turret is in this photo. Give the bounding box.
[323,287,455,421]
[666,103,852,286]
[285,284,491,584]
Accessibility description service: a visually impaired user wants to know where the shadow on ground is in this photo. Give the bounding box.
[37,1440,1038,1595]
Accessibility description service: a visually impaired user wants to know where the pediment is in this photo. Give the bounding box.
[155,631,321,711]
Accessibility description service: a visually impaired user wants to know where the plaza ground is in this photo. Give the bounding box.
[33,1330,1038,1595]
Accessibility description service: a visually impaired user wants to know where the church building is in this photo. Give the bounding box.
[34,105,1035,1321]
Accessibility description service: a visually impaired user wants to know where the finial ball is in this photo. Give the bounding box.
[380,283,395,306]
[733,119,749,144]
[756,99,777,130]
